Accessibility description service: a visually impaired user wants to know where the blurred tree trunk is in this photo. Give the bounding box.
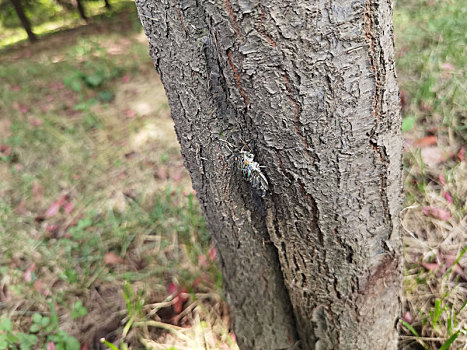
[136,0,403,349]
[74,0,87,21]
[9,0,36,42]
[103,0,111,9]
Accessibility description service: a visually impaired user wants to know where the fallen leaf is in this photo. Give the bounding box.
[457,147,465,162]
[121,75,131,83]
[155,168,168,180]
[438,174,446,185]
[442,253,463,276]
[46,95,54,102]
[16,200,27,215]
[402,311,413,324]
[34,280,49,296]
[192,277,202,288]
[45,224,59,238]
[198,254,208,267]
[422,206,451,221]
[45,201,61,218]
[209,245,217,262]
[414,135,437,148]
[46,342,56,350]
[173,295,183,314]
[81,344,89,350]
[173,172,182,181]
[0,144,11,157]
[420,262,439,271]
[28,117,43,127]
[421,147,453,167]
[173,289,189,314]
[104,252,124,265]
[24,263,36,282]
[10,85,21,92]
[444,192,453,204]
[168,282,178,295]
[64,202,74,214]
[58,194,68,206]
[441,62,455,71]
[124,108,136,118]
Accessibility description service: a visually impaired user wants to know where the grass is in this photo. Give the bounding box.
[0,3,232,349]
[394,0,467,348]
[0,0,465,349]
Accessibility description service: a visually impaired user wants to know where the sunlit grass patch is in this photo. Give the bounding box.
[0,0,136,48]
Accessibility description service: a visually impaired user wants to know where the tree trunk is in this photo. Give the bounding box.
[104,0,111,9]
[9,0,37,43]
[75,0,87,21]
[136,0,403,349]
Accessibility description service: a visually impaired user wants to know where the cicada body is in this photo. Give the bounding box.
[235,150,268,197]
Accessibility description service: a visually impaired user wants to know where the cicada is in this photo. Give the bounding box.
[234,150,269,197]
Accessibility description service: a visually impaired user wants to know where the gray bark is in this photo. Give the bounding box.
[136,0,403,349]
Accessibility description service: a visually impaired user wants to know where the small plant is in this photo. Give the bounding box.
[0,301,81,350]
[401,247,467,349]
[100,338,129,350]
[0,317,38,350]
[70,301,88,320]
[121,281,145,338]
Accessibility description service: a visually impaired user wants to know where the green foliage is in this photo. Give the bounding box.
[70,301,88,320]
[121,281,145,338]
[402,115,416,132]
[394,0,466,141]
[0,302,79,349]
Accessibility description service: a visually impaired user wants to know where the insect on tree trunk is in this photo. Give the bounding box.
[9,0,37,43]
[136,0,403,349]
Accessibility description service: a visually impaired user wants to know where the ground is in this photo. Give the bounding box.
[0,0,465,349]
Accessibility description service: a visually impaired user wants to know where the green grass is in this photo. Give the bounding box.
[395,0,466,142]
[0,6,231,349]
[395,0,467,349]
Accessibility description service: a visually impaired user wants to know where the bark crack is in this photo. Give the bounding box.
[227,49,250,107]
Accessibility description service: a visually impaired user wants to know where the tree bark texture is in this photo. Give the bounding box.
[9,0,37,42]
[136,1,403,349]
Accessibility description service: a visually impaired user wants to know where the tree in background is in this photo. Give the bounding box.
[8,0,36,42]
[74,0,87,22]
[136,0,403,349]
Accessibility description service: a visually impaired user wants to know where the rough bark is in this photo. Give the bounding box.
[9,0,37,43]
[136,0,403,349]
